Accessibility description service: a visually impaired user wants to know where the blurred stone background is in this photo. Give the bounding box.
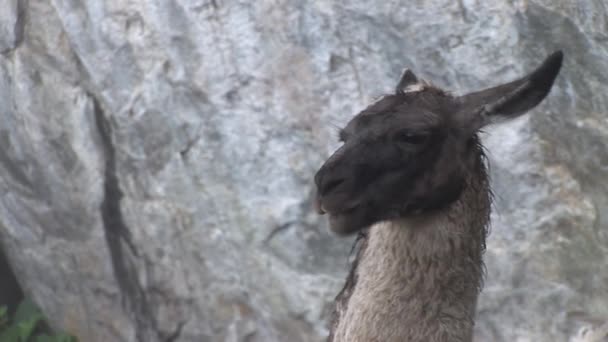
[0,0,607,341]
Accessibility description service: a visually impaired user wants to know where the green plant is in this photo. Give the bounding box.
[0,299,76,342]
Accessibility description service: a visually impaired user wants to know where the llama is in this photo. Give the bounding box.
[314,51,564,342]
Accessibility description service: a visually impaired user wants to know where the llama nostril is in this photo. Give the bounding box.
[322,178,346,195]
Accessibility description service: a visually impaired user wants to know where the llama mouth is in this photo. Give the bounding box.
[326,205,366,235]
[329,205,358,217]
[323,202,360,217]
[314,194,360,216]
[315,193,372,234]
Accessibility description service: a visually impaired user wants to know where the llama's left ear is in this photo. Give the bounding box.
[395,68,420,93]
[457,51,563,130]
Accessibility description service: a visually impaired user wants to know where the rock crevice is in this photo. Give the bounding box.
[91,92,159,342]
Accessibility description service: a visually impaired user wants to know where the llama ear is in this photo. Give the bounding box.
[458,51,563,130]
[395,69,420,93]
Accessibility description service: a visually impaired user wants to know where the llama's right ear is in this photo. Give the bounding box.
[395,69,420,93]
[457,51,563,131]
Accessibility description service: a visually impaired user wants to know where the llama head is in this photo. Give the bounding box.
[314,51,563,235]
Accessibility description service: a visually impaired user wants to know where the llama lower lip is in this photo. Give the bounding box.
[316,195,360,216]
[327,206,363,236]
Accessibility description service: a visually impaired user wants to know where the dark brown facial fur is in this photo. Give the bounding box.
[314,51,563,235]
[315,88,478,235]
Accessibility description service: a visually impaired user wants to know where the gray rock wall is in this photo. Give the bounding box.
[0,0,606,341]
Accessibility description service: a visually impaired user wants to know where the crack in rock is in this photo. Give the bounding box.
[14,0,26,50]
[1,0,27,55]
[161,319,187,342]
[90,93,161,342]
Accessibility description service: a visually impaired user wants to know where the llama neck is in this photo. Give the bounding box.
[330,177,490,342]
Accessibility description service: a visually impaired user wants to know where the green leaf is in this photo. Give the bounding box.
[0,324,22,342]
[56,333,77,342]
[13,299,42,324]
[1,299,77,342]
[16,316,43,340]
[33,334,55,342]
[33,333,77,342]
[0,306,8,329]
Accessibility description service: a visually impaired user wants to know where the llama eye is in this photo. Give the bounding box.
[395,131,429,145]
[466,136,477,149]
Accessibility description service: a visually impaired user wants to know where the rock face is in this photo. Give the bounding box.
[0,1,606,341]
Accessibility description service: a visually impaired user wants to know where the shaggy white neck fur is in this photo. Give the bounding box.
[331,182,489,342]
